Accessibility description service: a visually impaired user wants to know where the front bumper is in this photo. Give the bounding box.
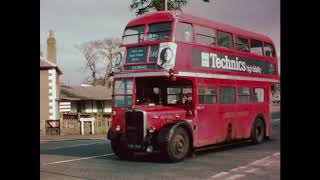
[107,128,158,152]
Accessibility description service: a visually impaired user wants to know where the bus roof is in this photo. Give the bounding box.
[126,11,273,43]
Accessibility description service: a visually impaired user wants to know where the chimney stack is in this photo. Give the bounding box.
[47,30,56,64]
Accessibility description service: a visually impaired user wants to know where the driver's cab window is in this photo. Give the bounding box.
[167,87,192,105]
[136,87,161,105]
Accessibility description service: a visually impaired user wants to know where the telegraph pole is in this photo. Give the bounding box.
[165,0,167,11]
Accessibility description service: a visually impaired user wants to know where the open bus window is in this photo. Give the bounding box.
[136,86,162,105]
[253,88,264,102]
[145,22,172,42]
[113,79,133,107]
[122,25,144,45]
[263,42,275,58]
[250,39,263,56]
[167,87,192,105]
[135,77,193,106]
[217,31,233,49]
[235,36,249,52]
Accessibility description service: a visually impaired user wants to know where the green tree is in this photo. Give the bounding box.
[130,0,211,16]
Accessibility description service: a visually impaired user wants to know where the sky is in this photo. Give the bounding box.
[40,0,280,85]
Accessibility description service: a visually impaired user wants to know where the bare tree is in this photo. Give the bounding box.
[75,41,101,86]
[95,38,121,87]
[76,38,121,87]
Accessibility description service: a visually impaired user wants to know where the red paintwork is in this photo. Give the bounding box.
[112,11,279,148]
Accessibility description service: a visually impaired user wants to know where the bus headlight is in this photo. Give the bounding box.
[115,125,121,131]
[148,126,156,133]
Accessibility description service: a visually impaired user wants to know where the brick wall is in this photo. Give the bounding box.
[60,113,111,135]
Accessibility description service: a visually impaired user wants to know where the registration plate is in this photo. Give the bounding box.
[127,144,142,150]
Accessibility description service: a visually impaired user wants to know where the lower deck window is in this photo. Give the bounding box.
[237,88,250,103]
[198,87,217,104]
[220,87,235,104]
[253,88,265,102]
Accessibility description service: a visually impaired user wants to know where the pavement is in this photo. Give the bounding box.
[40,135,107,143]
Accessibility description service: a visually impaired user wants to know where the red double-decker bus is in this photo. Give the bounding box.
[107,11,279,162]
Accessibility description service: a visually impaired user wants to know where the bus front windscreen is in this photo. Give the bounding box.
[122,25,144,45]
[113,79,133,107]
[145,22,172,42]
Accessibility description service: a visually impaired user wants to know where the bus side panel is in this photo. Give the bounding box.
[243,83,271,138]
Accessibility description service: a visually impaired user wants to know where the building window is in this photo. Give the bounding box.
[253,88,265,102]
[237,88,251,103]
[174,22,193,42]
[250,39,263,56]
[220,87,235,104]
[235,36,249,52]
[198,87,217,104]
[97,101,104,113]
[217,31,233,49]
[194,25,215,46]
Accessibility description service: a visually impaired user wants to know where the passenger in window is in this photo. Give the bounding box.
[265,50,271,57]
[184,31,192,42]
[183,93,193,116]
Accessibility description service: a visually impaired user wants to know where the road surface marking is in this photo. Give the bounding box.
[230,166,247,172]
[272,118,280,122]
[42,153,114,165]
[46,142,105,150]
[244,168,259,173]
[209,152,280,180]
[210,172,228,178]
[40,137,106,142]
[225,174,246,180]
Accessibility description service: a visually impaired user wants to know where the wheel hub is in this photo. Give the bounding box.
[174,135,185,153]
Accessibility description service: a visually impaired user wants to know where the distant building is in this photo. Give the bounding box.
[40,30,62,136]
[59,85,112,115]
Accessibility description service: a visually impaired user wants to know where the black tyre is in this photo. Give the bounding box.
[111,140,134,160]
[251,118,265,144]
[158,126,190,162]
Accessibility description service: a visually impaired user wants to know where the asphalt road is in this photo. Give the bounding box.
[40,106,280,180]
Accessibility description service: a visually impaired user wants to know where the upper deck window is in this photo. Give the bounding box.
[174,22,193,42]
[250,39,263,56]
[263,42,276,58]
[235,36,249,52]
[194,25,215,46]
[217,31,233,49]
[145,22,172,42]
[122,25,144,45]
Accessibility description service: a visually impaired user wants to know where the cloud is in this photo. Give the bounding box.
[41,0,280,85]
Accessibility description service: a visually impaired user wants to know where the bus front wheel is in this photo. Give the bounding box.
[158,126,190,162]
[251,118,265,144]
